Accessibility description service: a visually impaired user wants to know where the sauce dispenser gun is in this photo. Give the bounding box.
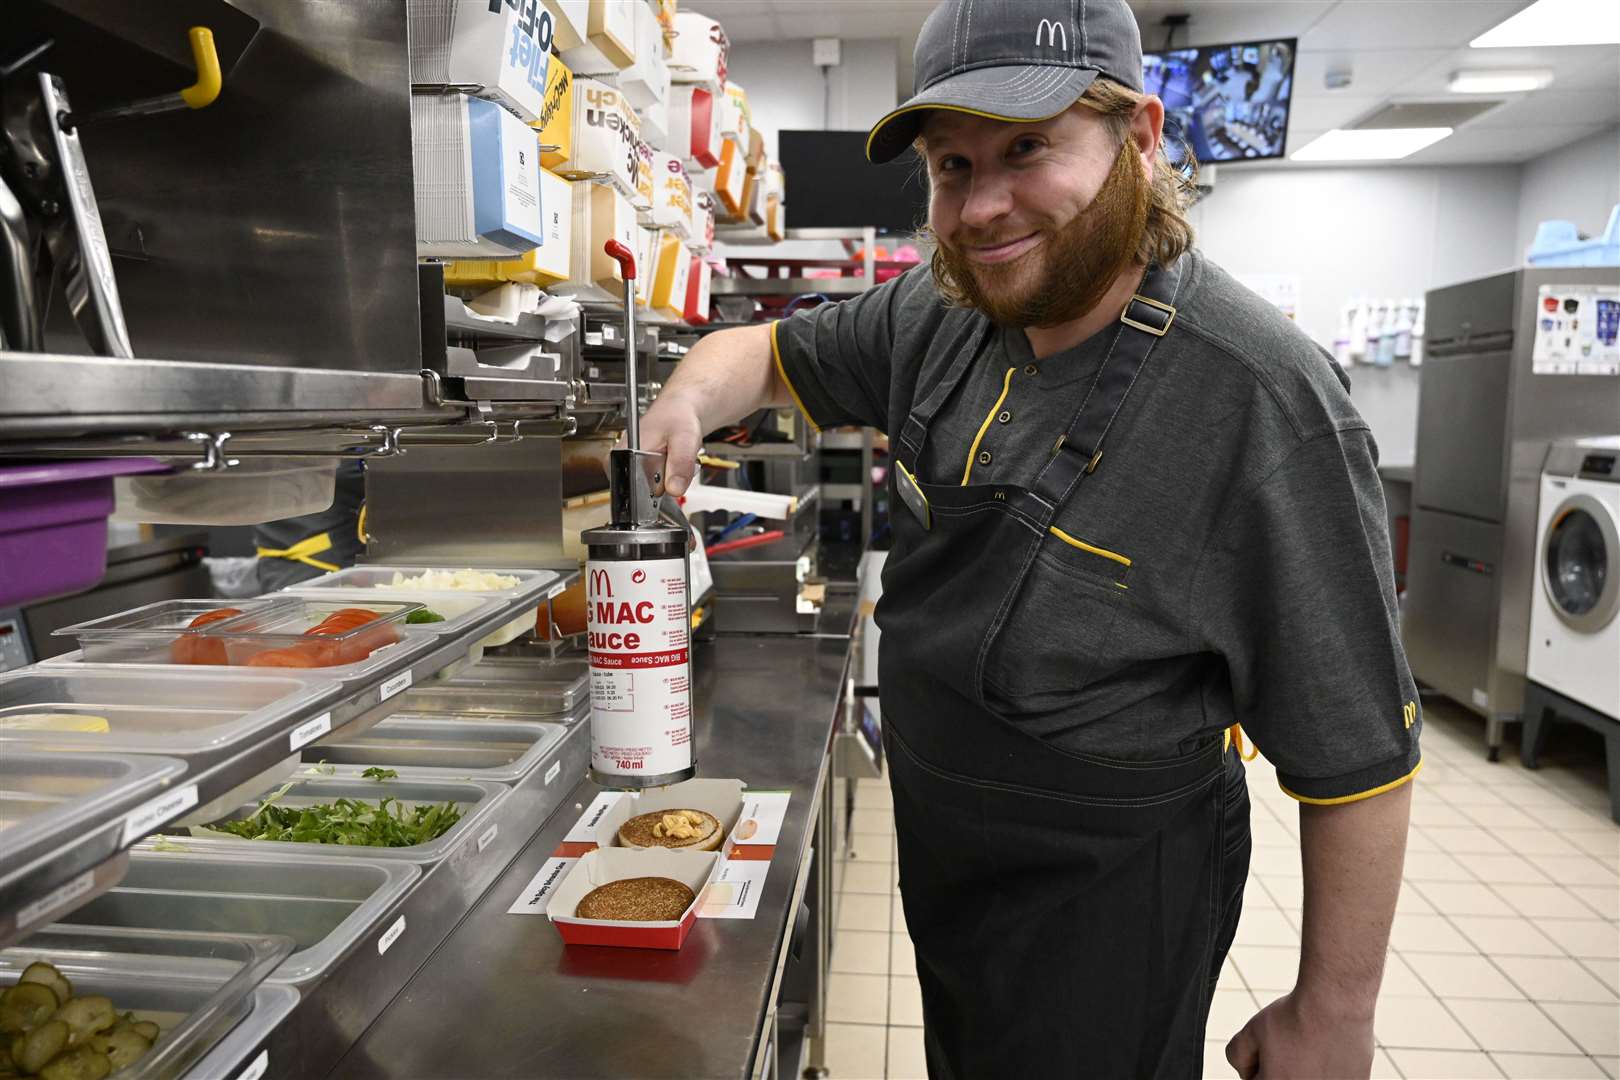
[581,240,696,789]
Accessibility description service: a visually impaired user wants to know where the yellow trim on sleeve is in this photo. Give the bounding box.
[1280,757,1425,807]
[770,320,822,434]
[962,366,1016,485]
[1047,526,1132,567]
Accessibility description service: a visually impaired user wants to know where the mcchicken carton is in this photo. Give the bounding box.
[684,254,711,324]
[650,151,693,238]
[529,53,574,171]
[711,137,746,221]
[541,0,588,51]
[718,81,750,146]
[649,231,691,321]
[564,76,641,198]
[632,138,657,212]
[559,0,636,73]
[551,179,636,303]
[666,85,721,169]
[442,167,574,288]
[669,11,728,93]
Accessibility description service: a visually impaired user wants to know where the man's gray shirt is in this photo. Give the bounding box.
[773,249,1422,803]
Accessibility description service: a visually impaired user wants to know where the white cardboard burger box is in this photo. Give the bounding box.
[412,94,546,259]
[546,848,720,950]
[541,0,589,52]
[408,0,551,123]
[684,255,712,325]
[647,151,692,237]
[717,82,750,146]
[562,77,641,198]
[549,180,636,303]
[559,0,637,74]
[686,190,715,253]
[613,1,670,110]
[631,138,656,213]
[554,778,789,863]
[442,167,575,289]
[667,85,721,170]
[633,225,661,308]
[669,11,729,93]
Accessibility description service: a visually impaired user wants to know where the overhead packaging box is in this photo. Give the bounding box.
[541,0,589,51]
[669,11,728,93]
[550,180,637,303]
[413,94,545,258]
[634,225,660,309]
[649,151,693,238]
[559,0,637,74]
[686,190,715,253]
[408,0,555,123]
[667,86,721,169]
[762,160,785,241]
[632,138,657,212]
[443,168,574,287]
[717,82,750,146]
[618,2,671,110]
[562,76,642,198]
[683,255,711,325]
[711,137,746,222]
[648,231,691,321]
[531,54,575,171]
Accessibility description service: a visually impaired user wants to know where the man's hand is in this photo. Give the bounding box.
[1225,991,1374,1079]
[638,392,706,497]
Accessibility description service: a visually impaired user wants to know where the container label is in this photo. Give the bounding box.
[16,871,95,929]
[697,858,770,920]
[586,557,693,780]
[378,915,406,955]
[123,784,200,844]
[545,761,562,785]
[380,670,413,702]
[508,856,576,914]
[478,824,499,852]
[546,580,568,600]
[235,1050,269,1080]
[288,712,333,752]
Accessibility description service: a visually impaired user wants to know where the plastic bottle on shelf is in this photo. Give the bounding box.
[1332,302,1353,367]
[1375,299,1398,367]
[1409,301,1425,367]
[1394,299,1415,362]
[1348,297,1370,364]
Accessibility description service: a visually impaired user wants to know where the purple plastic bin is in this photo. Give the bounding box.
[0,459,168,607]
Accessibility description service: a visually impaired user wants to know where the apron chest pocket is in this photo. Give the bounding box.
[982,545,1127,702]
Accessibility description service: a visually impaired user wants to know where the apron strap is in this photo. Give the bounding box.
[896,318,993,463]
[256,531,341,573]
[1029,260,1185,509]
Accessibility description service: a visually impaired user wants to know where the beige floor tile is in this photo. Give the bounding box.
[1571,886,1620,920]
[1489,828,1586,858]
[1414,880,1517,917]
[1428,784,1511,808]
[1581,958,1620,995]
[1402,952,1524,1000]
[1523,803,1618,832]
[1257,873,1304,910]
[1540,919,1620,961]
[850,807,895,835]
[890,933,917,977]
[1542,1002,1620,1056]
[1565,830,1620,863]
[823,1022,887,1079]
[1387,1047,1505,1078]
[1413,799,1478,828]
[1423,825,1513,855]
[1494,883,1611,920]
[1250,818,1297,848]
[1447,999,1580,1055]
[1240,878,1278,910]
[886,1024,927,1079]
[1408,828,1441,852]
[1598,1054,1619,1079]
[1202,1040,1237,1079]
[1488,1052,1608,1079]
[1249,844,1302,874]
[1462,804,1547,830]
[1376,996,1478,1050]
[1384,952,1437,997]
[1407,850,1484,883]
[854,780,893,809]
[1453,916,1566,958]
[888,976,924,1027]
[1495,955,1617,1004]
[1215,959,1247,998]
[1454,852,1553,885]
[846,832,894,862]
[841,861,893,895]
[838,893,892,933]
[1230,945,1298,992]
[1235,907,1300,948]
[1400,884,1441,917]
[831,929,892,976]
[1391,914,1481,955]
[1526,854,1620,888]
[1204,988,1258,1042]
[890,902,907,933]
[827,972,891,1026]
[1372,1047,1402,1078]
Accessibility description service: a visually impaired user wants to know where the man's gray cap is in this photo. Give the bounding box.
[866,0,1145,163]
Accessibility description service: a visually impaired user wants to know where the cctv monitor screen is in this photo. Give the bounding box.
[1142,38,1296,165]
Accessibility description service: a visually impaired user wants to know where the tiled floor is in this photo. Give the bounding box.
[822,698,1619,1079]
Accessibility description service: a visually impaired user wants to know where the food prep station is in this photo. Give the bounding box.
[0,4,865,1076]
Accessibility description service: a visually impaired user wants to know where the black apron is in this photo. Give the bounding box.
[878,263,1252,1079]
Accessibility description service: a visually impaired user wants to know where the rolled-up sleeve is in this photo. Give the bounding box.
[1194,426,1422,804]
[771,267,928,432]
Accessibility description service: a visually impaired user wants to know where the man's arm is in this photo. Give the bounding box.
[1226,782,1411,1079]
[637,323,789,496]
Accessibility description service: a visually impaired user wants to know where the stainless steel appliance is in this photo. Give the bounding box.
[1404,268,1620,757]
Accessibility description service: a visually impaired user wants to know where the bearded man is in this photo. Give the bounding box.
[640,2,1420,1076]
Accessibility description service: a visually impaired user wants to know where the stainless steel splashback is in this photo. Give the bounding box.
[14,0,421,373]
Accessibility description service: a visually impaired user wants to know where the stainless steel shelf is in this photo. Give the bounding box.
[819,431,866,451]
[702,441,815,460]
[823,483,864,501]
[709,277,872,298]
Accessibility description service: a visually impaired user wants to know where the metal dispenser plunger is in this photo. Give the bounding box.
[582,240,697,789]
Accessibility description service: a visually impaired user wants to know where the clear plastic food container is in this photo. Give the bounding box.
[51,599,294,665]
[208,599,422,669]
[112,456,338,526]
[401,655,588,718]
[292,564,561,602]
[307,716,568,783]
[1,924,292,1080]
[282,589,518,646]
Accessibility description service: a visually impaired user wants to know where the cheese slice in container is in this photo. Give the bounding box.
[669,11,729,93]
[531,54,575,171]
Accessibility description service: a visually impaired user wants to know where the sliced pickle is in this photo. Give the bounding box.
[39,1046,112,1080]
[51,999,115,1046]
[17,966,70,1009]
[86,1027,149,1073]
[15,1019,68,1074]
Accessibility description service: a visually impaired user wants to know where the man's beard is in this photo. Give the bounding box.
[931,143,1150,329]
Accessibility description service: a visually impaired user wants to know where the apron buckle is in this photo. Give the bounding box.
[1120,293,1177,337]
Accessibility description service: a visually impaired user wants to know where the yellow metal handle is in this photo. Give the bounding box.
[179,27,222,109]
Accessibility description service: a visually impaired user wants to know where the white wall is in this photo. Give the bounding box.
[1515,124,1620,257]
[722,39,899,159]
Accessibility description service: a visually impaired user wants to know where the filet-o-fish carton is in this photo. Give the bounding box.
[563,76,641,198]
[530,54,574,171]
[559,0,636,73]
[669,11,728,93]
[541,0,589,52]
[549,180,636,303]
[442,167,574,288]
[666,85,721,170]
[408,0,552,123]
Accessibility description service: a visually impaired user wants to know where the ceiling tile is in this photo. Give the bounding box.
[1293,48,1453,100]
[1404,122,1605,163]
[1468,88,1620,128]
[1301,0,1528,51]
[1389,44,1620,94]
[1130,0,1335,49]
[1287,93,1384,131]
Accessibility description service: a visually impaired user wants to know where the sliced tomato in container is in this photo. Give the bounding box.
[170,607,244,665]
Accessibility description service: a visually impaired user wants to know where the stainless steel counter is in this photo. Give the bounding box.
[332,589,859,1080]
